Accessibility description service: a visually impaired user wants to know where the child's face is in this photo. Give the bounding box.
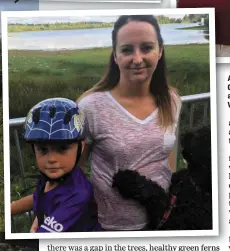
[34,142,78,180]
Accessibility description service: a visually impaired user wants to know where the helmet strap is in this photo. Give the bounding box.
[76,141,82,165]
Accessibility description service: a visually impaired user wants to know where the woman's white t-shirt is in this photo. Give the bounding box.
[78,91,181,230]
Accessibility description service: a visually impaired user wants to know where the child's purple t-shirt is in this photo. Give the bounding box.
[33,166,100,232]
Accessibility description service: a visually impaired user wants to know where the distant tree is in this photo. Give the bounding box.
[181,14,209,24]
[156,15,182,24]
[204,16,209,28]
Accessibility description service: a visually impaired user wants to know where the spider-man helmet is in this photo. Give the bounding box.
[24,98,85,142]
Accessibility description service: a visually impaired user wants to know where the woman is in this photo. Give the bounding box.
[77,15,181,231]
[11,15,181,231]
[177,0,230,57]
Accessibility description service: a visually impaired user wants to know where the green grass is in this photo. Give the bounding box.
[9,44,210,118]
[165,44,209,94]
[9,47,111,118]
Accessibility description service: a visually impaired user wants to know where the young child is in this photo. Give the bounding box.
[22,97,100,233]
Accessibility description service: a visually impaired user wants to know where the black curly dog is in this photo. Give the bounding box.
[112,125,212,230]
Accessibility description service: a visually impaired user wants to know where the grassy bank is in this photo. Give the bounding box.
[8,22,114,33]
[9,44,209,118]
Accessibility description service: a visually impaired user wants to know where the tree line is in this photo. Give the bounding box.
[8,14,209,32]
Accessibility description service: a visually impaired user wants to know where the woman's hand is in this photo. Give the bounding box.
[30,217,38,233]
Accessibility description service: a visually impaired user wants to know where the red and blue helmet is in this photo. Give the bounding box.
[24,98,85,142]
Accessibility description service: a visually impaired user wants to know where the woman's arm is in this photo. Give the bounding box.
[11,194,33,215]
[169,151,176,173]
[169,90,182,173]
[169,124,180,173]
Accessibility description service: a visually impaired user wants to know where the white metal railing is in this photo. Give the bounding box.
[9,92,211,128]
[9,92,210,232]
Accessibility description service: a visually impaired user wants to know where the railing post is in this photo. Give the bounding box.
[13,129,27,189]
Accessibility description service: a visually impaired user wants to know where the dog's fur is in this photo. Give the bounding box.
[112,125,212,230]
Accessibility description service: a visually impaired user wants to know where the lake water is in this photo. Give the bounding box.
[8,23,209,51]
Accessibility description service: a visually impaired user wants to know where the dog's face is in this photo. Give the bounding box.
[180,125,211,170]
